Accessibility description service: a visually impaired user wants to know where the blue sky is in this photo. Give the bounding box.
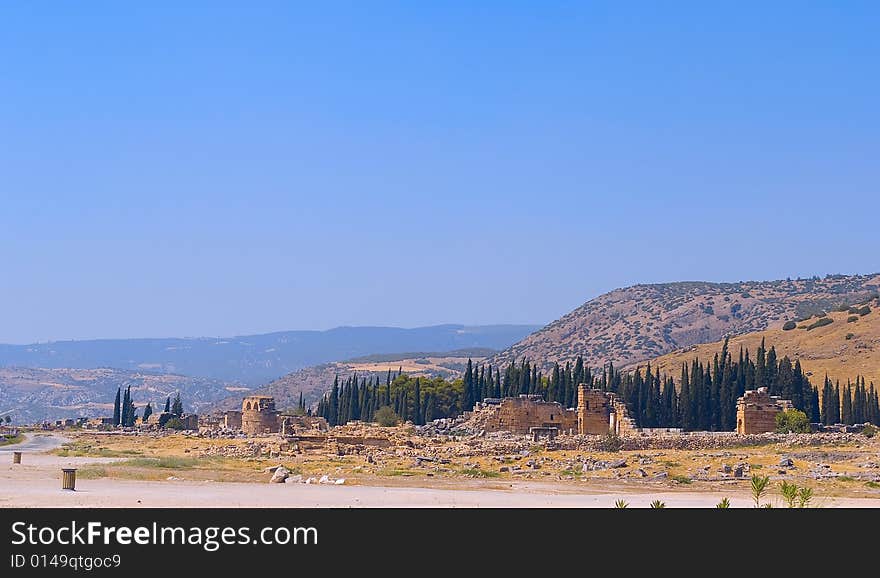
[1,1,878,343]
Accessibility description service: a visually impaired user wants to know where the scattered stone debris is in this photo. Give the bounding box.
[269,466,290,483]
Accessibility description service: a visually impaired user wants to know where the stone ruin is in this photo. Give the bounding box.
[576,385,637,436]
[280,414,329,435]
[736,387,794,434]
[242,396,280,435]
[463,387,641,437]
[468,395,578,435]
[223,410,242,430]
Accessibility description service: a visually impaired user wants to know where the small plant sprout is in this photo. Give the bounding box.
[751,474,770,508]
[781,481,799,508]
[797,487,814,508]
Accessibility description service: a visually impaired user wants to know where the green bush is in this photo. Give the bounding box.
[374,406,400,427]
[845,333,854,340]
[775,409,811,433]
[848,306,861,314]
[835,304,850,312]
[806,317,833,330]
[164,417,185,430]
[782,321,797,331]
[847,316,859,323]
[862,424,878,438]
[858,305,871,316]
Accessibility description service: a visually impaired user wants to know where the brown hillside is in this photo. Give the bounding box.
[490,274,880,371]
[643,304,880,386]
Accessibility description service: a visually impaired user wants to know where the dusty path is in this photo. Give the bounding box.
[3,434,879,508]
[0,432,66,454]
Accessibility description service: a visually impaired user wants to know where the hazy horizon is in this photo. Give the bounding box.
[2,2,878,343]
[0,322,543,347]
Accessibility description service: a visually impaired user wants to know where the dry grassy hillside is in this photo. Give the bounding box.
[644,301,880,386]
[490,274,880,371]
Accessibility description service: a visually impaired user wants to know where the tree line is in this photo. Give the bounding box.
[111,388,184,427]
[603,338,879,430]
[315,338,880,430]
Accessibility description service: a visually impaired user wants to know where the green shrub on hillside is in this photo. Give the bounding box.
[782,321,797,331]
[806,317,833,331]
[847,316,859,323]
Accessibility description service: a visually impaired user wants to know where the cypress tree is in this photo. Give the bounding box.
[142,402,153,423]
[171,392,183,417]
[121,386,131,426]
[112,388,121,426]
[164,396,171,413]
[842,383,853,425]
[809,386,820,424]
[413,378,421,426]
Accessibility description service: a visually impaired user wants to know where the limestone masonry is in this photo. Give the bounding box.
[736,387,794,434]
[242,396,280,435]
[471,395,577,435]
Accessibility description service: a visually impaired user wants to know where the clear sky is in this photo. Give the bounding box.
[1,1,878,344]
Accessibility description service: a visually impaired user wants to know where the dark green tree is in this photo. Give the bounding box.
[171,392,183,417]
[112,388,121,426]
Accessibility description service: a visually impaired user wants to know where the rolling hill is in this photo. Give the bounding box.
[211,348,493,412]
[0,324,539,385]
[489,274,880,371]
[643,301,880,387]
[0,367,246,424]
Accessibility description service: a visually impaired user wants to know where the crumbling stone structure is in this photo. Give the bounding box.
[576,385,637,436]
[224,410,242,430]
[736,387,794,434]
[472,395,577,435]
[242,396,280,435]
[280,414,329,434]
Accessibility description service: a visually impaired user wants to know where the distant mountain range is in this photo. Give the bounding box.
[489,273,880,371]
[0,324,540,385]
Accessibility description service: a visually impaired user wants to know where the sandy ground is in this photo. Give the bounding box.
[3,434,880,508]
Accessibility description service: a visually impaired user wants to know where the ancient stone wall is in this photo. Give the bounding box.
[224,410,242,430]
[472,395,577,434]
[735,387,794,434]
[280,414,329,434]
[577,387,613,435]
[577,386,638,436]
[242,396,280,435]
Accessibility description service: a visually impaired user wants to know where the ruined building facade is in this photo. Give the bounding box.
[466,387,640,437]
[576,386,637,436]
[471,395,578,435]
[242,396,280,435]
[736,387,793,434]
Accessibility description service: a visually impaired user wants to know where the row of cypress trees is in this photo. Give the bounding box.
[315,338,880,430]
[111,388,183,426]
